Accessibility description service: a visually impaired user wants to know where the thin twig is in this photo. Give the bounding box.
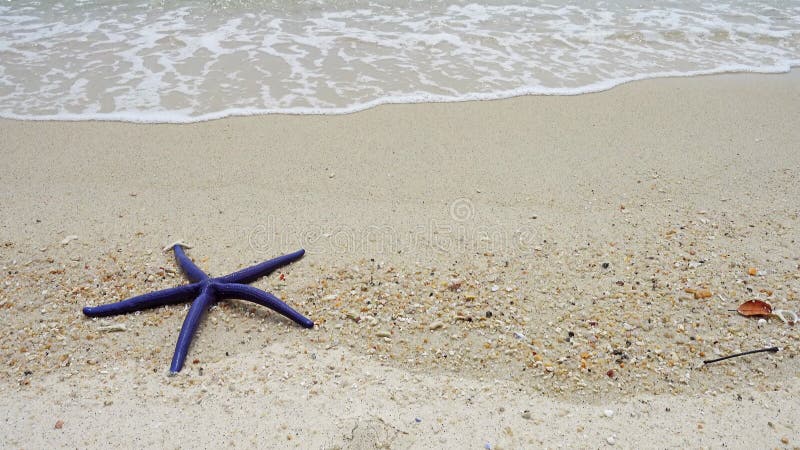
[703,347,779,364]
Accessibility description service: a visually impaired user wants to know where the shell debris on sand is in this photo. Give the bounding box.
[97,323,127,332]
[60,235,78,245]
[0,203,798,402]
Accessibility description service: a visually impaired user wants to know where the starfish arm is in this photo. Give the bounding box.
[215,283,314,329]
[173,245,209,282]
[170,287,216,373]
[219,249,305,284]
[83,284,200,317]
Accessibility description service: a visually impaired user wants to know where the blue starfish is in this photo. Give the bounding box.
[83,245,313,373]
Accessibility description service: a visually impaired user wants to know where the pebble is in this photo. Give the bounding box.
[606,436,616,445]
[603,409,614,418]
[521,411,532,420]
[54,420,64,429]
[60,235,78,245]
[376,330,391,338]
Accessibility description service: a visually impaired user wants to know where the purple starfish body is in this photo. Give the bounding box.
[83,245,313,373]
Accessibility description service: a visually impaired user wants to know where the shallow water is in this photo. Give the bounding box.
[1,0,798,122]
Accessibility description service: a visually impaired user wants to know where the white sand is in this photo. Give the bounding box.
[1,72,799,448]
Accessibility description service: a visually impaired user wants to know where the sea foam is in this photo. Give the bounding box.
[1,0,798,123]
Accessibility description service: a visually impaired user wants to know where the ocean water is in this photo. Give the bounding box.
[1,0,798,123]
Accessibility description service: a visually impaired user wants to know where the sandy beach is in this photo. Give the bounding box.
[1,72,799,448]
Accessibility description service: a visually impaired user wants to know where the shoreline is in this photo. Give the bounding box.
[1,67,798,124]
[1,71,799,448]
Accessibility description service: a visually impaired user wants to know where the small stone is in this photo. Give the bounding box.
[54,420,64,429]
[606,436,615,445]
[521,411,532,420]
[491,285,499,292]
[603,409,614,418]
[60,235,78,245]
[376,330,391,338]
[757,318,767,327]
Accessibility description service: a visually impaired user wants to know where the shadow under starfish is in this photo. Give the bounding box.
[83,244,314,373]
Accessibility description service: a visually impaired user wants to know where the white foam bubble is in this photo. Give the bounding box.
[0,0,798,123]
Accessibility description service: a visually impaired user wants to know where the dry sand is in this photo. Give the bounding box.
[1,72,799,448]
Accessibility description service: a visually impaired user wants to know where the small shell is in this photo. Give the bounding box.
[429,321,444,331]
[97,323,127,332]
[162,240,193,253]
[737,299,772,316]
[773,309,798,325]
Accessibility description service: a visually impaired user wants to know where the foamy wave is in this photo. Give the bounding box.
[1,1,798,123]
